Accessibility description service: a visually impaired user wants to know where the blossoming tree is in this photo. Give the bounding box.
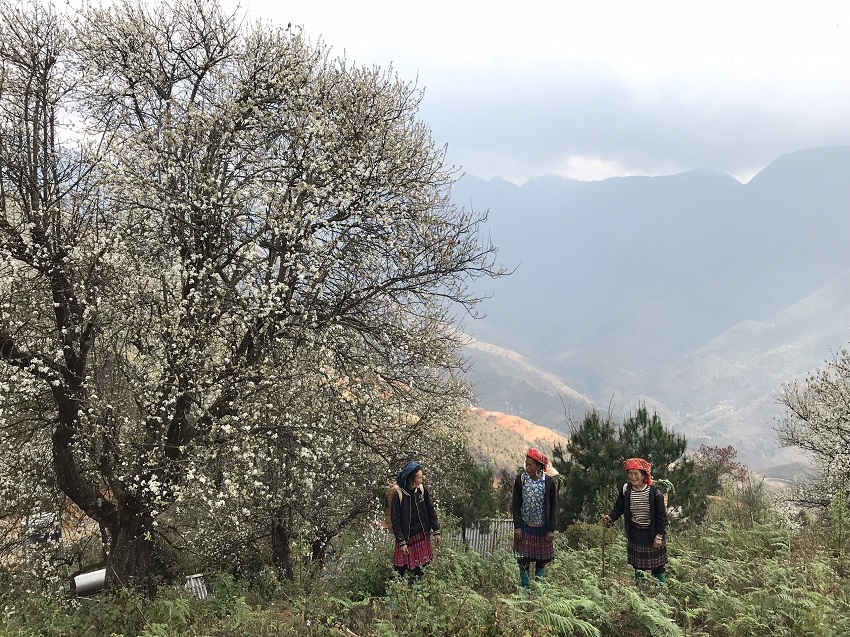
[0,0,499,589]
[778,347,850,507]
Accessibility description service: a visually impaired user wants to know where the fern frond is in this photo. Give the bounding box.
[536,599,601,637]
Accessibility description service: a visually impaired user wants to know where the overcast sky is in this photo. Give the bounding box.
[237,0,850,184]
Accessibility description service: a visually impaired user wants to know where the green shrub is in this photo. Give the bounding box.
[319,527,395,599]
[562,521,607,549]
[3,510,850,637]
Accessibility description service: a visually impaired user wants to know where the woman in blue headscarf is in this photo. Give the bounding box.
[389,461,441,578]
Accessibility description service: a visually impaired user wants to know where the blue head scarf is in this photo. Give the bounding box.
[396,461,422,490]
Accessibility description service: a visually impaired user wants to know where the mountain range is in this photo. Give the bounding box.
[455,146,850,471]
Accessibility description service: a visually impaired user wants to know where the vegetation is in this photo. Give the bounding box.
[551,406,709,527]
[2,487,849,637]
[778,346,850,507]
[462,408,568,475]
[1,0,849,633]
[0,0,499,590]
[436,441,498,543]
[691,445,748,497]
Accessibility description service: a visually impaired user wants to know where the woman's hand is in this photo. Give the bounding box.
[546,531,554,541]
[401,544,409,555]
[514,528,522,540]
[433,534,442,548]
[601,514,612,525]
[653,535,663,549]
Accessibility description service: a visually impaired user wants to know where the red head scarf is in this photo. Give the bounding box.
[624,457,653,486]
[526,448,549,468]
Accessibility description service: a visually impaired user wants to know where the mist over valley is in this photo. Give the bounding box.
[456,146,850,472]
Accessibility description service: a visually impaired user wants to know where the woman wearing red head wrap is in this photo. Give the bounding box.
[601,457,668,585]
[512,448,559,593]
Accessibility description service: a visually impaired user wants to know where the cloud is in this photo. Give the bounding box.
[235,0,850,182]
[418,60,850,182]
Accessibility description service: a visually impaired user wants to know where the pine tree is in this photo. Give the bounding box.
[621,405,707,521]
[552,410,624,527]
[552,405,709,527]
[435,442,497,543]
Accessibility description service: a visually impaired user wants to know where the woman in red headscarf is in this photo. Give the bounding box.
[512,448,559,592]
[602,457,668,585]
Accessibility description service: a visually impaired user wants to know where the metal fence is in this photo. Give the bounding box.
[449,518,514,558]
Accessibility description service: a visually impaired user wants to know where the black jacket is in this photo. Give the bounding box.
[607,484,668,539]
[512,473,558,532]
[390,486,440,545]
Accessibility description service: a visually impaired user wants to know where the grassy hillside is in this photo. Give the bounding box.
[6,493,849,636]
[463,406,569,473]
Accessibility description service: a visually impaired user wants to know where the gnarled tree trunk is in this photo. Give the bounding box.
[271,514,293,581]
[106,509,155,591]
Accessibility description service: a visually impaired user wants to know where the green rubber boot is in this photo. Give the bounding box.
[534,565,546,583]
[520,568,530,594]
[634,570,646,587]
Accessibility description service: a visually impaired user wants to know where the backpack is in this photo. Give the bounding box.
[384,484,404,528]
[384,487,395,528]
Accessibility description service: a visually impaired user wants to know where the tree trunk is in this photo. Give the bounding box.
[105,512,154,592]
[311,536,329,565]
[272,517,293,581]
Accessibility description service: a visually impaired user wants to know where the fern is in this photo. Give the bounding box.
[371,619,397,637]
[535,599,603,637]
[727,613,769,635]
[614,587,684,637]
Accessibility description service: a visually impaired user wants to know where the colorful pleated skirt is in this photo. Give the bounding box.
[513,521,554,565]
[393,532,433,570]
[626,523,668,570]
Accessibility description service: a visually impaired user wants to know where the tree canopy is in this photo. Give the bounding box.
[778,346,850,507]
[0,0,499,589]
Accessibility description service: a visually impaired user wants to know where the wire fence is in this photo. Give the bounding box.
[448,518,514,558]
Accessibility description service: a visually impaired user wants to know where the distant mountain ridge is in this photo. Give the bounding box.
[462,336,594,428]
[457,146,850,470]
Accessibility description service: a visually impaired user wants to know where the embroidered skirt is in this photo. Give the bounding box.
[513,521,554,565]
[393,532,433,570]
[626,523,668,570]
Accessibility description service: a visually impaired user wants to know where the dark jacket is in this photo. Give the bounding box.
[390,485,440,545]
[512,473,558,532]
[607,484,668,539]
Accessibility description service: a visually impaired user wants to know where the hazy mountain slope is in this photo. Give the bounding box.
[456,146,850,470]
[464,267,850,468]
[463,336,594,432]
[659,268,850,466]
[662,268,850,411]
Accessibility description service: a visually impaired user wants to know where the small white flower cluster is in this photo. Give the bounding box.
[0,0,499,585]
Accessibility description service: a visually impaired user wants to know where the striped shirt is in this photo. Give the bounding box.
[629,485,651,528]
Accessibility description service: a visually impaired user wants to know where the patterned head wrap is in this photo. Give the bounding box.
[396,461,422,489]
[526,448,549,468]
[525,448,560,476]
[623,457,652,486]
